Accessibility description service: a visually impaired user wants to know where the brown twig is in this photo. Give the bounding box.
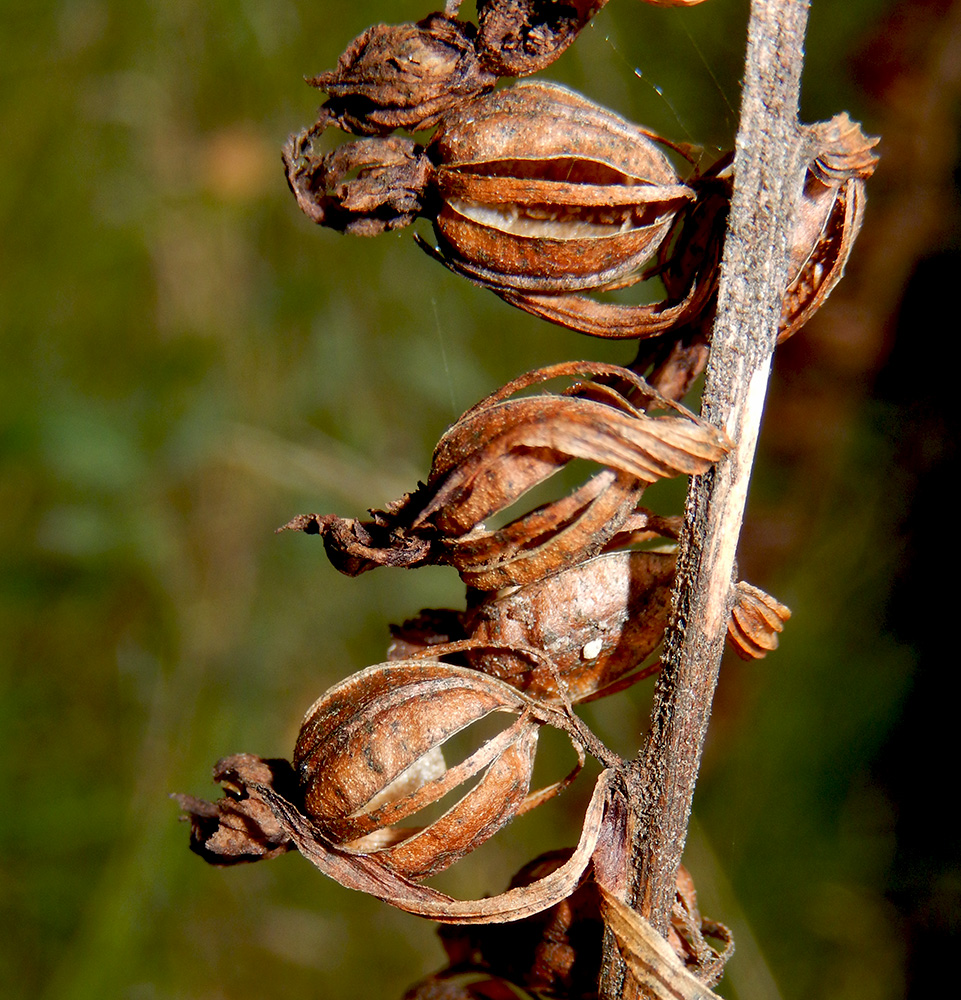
[599,1,810,996]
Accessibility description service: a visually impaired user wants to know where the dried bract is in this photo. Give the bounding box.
[780,113,879,339]
[421,82,694,294]
[310,14,497,135]
[281,362,729,590]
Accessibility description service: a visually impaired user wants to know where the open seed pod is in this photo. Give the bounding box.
[461,549,677,702]
[420,81,693,294]
[396,554,791,705]
[781,112,879,340]
[177,687,624,925]
[281,361,729,591]
[293,661,584,881]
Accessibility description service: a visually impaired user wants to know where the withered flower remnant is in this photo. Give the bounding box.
[310,13,497,135]
[471,0,604,77]
[284,130,431,236]
[280,361,729,591]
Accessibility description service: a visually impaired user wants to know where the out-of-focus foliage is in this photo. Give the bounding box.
[1,2,954,1000]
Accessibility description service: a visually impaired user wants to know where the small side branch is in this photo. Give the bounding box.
[600,0,810,996]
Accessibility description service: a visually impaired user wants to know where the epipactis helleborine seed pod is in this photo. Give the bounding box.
[422,81,694,293]
[292,661,582,881]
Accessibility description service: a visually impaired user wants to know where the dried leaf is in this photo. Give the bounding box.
[598,886,725,1000]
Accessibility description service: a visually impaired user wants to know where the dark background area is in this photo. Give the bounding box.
[2,1,958,998]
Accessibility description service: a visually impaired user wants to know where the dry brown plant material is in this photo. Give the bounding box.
[780,113,880,339]
[280,361,729,590]
[309,14,497,135]
[726,581,792,660]
[390,557,789,707]
[180,750,625,924]
[180,4,876,997]
[420,82,693,294]
[470,0,605,76]
[292,661,585,880]
[432,855,729,998]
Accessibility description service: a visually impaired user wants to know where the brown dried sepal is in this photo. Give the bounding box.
[727,581,792,660]
[293,661,585,881]
[421,81,694,295]
[173,754,297,864]
[281,362,729,590]
[283,126,431,236]
[780,113,879,340]
[309,14,497,136]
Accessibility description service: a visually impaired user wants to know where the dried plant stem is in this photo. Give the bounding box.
[599,1,810,997]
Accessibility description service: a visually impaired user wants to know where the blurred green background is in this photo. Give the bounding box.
[2,1,957,998]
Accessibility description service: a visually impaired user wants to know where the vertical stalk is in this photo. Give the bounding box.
[599,0,810,996]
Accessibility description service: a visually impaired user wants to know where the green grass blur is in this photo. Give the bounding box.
[0,2,938,999]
